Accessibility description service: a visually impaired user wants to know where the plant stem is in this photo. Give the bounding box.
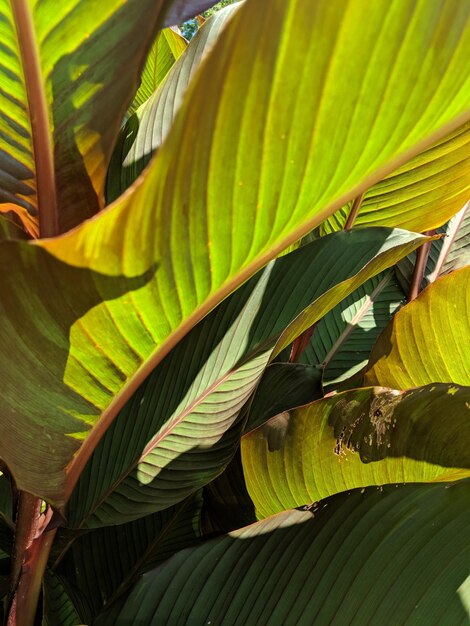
[290,324,317,363]
[344,192,365,230]
[8,493,54,626]
[408,231,434,302]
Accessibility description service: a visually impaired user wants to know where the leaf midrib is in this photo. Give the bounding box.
[62,107,470,508]
[11,0,58,237]
[321,271,393,370]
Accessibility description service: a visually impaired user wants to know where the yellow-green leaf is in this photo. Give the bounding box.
[241,384,470,519]
[365,266,470,388]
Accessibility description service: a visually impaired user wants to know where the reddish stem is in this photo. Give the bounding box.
[290,324,317,363]
[344,192,365,230]
[408,231,435,302]
[8,493,54,626]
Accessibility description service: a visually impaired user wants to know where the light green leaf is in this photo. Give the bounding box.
[320,122,470,234]
[0,0,175,235]
[114,481,470,625]
[128,27,187,115]
[242,384,470,519]
[366,265,470,388]
[65,229,424,525]
[107,3,239,201]
[3,0,470,507]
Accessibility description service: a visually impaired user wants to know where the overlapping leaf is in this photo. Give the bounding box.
[395,201,470,294]
[2,0,470,507]
[244,362,322,433]
[300,270,405,388]
[107,3,239,200]
[65,229,424,527]
[57,493,203,618]
[321,122,470,234]
[128,27,187,115]
[366,266,470,388]
[113,481,470,625]
[242,384,470,519]
[0,0,179,235]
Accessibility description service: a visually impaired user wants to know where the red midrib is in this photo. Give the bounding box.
[11,0,58,238]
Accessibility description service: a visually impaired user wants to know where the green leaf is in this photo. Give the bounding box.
[65,229,425,526]
[128,28,187,115]
[300,270,405,389]
[58,493,203,618]
[395,202,470,294]
[107,3,239,201]
[113,481,470,625]
[366,265,470,388]
[320,122,470,234]
[3,0,470,506]
[0,0,176,235]
[43,571,91,626]
[201,450,255,536]
[439,202,470,274]
[244,362,322,433]
[242,384,470,519]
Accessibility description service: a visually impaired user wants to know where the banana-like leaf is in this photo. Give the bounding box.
[320,122,470,234]
[242,384,470,519]
[0,0,178,235]
[366,266,470,388]
[300,271,405,389]
[43,571,91,626]
[66,229,424,527]
[58,493,203,618]
[2,0,470,507]
[395,201,470,294]
[439,202,470,274]
[113,481,470,625]
[107,3,238,201]
[162,0,220,26]
[201,450,255,536]
[244,362,322,433]
[128,28,187,115]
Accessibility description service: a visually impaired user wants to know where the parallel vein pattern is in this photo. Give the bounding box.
[0,0,169,233]
[366,265,470,388]
[115,482,470,625]
[242,384,470,519]
[1,0,470,504]
[65,229,423,525]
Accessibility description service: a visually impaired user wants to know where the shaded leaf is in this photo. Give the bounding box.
[2,0,470,506]
[43,571,91,626]
[201,449,255,536]
[244,362,322,433]
[58,493,203,618]
[242,384,470,519]
[114,481,470,625]
[300,270,405,388]
[65,229,425,526]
